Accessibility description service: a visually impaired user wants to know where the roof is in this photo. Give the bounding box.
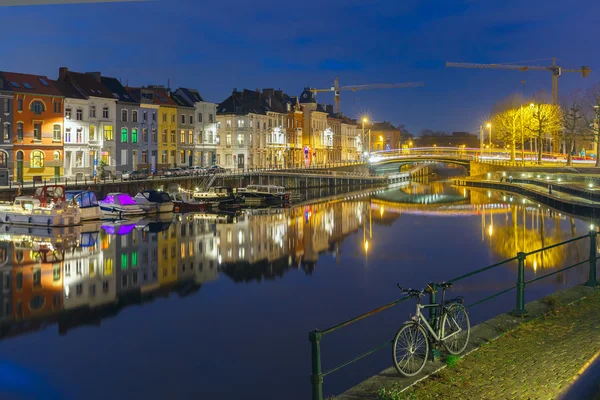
[58,70,115,99]
[52,80,86,100]
[149,87,177,106]
[100,76,138,104]
[176,87,204,103]
[170,92,194,108]
[299,88,316,104]
[0,71,63,96]
[371,121,398,131]
[217,89,272,115]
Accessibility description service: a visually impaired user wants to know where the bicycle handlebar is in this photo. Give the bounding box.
[397,281,454,297]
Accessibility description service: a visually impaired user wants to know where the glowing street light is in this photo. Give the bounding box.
[486,123,492,157]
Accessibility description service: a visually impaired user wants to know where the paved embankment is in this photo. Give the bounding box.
[338,285,600,400]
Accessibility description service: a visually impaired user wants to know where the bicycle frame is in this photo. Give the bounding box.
[412,288,463,343]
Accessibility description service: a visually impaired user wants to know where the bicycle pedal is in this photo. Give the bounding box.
[430,348,442,361]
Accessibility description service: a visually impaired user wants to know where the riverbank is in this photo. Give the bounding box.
[454,175,600,219]
[337,284,600,399]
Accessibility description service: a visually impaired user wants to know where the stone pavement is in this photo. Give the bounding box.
[338,285,600,400]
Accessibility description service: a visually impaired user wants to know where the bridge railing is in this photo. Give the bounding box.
[308,231,600,400]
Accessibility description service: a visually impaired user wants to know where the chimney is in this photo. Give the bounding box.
[86,72,101,82]
[262,88,274,97]
[59,67,68,81]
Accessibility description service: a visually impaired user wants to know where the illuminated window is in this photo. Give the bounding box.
[121,253,128,269]
[103,125,113,140]
[105,258,113,275]
[132,251,138,267]
[0,152,7,168]
[141,150,147,164]
[121,128,128,143]
[76,127,82,143]
[31,150,44,168]
[132,129,137,143]
[30,100,44,115]
[101,151,110,165]
[179,150,185,163]
[188,131,193,144]
[89,125,95,141]
[161,150,167,164]
[180,130,185,144]
[2,123,9,140]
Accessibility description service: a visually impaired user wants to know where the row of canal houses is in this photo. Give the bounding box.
[0,68,364,184]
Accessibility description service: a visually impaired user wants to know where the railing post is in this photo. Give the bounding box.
[427,282,437,327]
[308,329,324,400]
[514,252,527,316]
[586,230,599,287]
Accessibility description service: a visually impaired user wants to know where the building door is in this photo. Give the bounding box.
[16,151,23,183]
[237,154,244,169]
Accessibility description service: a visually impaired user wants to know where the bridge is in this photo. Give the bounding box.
[367,146,598,171]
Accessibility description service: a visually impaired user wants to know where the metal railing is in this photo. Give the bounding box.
[308,231,600,400]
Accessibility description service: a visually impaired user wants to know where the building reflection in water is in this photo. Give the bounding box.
[0,182,591,339]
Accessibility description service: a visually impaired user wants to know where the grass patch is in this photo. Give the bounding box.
[377,386,403,400]
[445,354,460,368]
[542,294,561,315]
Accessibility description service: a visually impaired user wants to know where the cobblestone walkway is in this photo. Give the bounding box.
[396,290,600,400]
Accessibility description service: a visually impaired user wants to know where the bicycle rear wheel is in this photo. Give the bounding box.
[392,322,429,377]
[441,303,470,355]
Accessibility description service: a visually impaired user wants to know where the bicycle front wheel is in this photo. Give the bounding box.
[441,303,470,355]
[392,322,429,377]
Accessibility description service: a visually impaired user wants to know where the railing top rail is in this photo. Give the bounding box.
[525,234,589,256]
[320,296,409,336]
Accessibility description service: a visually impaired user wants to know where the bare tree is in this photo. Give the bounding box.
[560,90,586,166]
[525,100,562,164]
[582,83,600,167]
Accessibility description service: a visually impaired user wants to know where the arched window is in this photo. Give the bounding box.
[0,152,7,168]
[30,100,45,115]
[16,150,23,161]
[31,150,44,168]
[53,150,60,160]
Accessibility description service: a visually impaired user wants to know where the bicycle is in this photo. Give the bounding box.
[392,281,471,377]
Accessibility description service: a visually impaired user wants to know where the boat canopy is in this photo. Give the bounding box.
[101,224,137,235]
[104,193,137,206]
[246,185,286,194]
[66,190,99,208]
[139,190,172,203]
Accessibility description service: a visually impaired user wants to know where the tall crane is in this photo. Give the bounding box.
[309,77,425,114]
[446,58,591,105]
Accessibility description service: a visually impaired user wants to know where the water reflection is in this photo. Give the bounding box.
[0,182,593,340]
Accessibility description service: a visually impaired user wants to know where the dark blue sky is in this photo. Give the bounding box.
[2,0,598,134]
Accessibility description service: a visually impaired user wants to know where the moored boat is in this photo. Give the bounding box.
[169,191,216,213]
[239,184,291,203]
[0,185,81,227]
[66,190,102,221]
[134,189,174,214]
[192,186,242,207]
[99,193,146,219]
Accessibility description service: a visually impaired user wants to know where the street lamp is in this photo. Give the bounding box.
[486,123,492,157]
[361,117,369,159]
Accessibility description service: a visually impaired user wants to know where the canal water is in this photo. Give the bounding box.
[0,174,594,400]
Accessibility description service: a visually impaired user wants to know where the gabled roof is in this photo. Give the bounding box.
[58,69,114,99]
[371,121,398,131]
[0,71,63,96]
[176,87,204,103]
[100,76,138,104]
[52,80,86,100]
[148,87,177,106]
[217,89,271,115]
[170,92,194,108]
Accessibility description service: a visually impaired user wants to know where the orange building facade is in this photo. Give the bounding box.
[0,72,64,182]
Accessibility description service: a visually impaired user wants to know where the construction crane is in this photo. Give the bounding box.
[446,58,591,105]
[309,77,425,114]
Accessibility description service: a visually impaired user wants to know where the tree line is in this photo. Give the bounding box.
[489,83,600,166]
